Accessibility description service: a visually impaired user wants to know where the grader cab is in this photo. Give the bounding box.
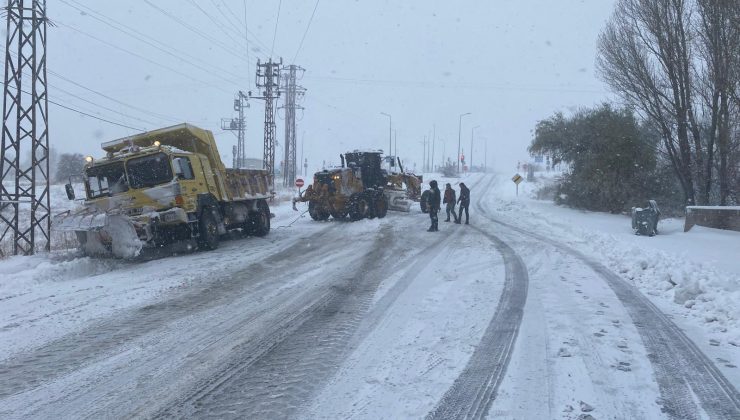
[292,151,389,221]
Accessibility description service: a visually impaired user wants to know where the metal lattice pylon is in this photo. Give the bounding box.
[0,0,50,256]
[279,64,305,187]
[221,91,249,168]
[252,58,281,191]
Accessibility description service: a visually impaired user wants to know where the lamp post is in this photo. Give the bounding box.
[470,125,479,171]
[380,112,392,169]
[457,112,471,173]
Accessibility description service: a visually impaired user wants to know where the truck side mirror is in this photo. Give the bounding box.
[173,158,184,179]
[65,183,75,200]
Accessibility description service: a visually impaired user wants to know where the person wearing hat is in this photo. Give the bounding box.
[443,183,458,223]
[427,180,441,232]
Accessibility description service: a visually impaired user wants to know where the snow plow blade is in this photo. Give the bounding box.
[384,190,412,212]
[52,209,144,258]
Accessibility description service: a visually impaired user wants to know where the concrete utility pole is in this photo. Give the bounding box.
[457,112,471,173]
[470,125,479,171]
[380,112,391,170]
[279,64,305,187]
[251,57,282,190]
[0,0,50,255]
[221,91,249,168]
[431,124,435,173]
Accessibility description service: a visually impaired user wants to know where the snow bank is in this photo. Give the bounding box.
[494,171,740,348]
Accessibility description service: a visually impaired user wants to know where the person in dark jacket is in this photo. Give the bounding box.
[456,182,470,224]
[427,180,441,231]
[443,183,458,222]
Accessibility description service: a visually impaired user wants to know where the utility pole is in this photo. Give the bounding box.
[251,57,282,190]
[484,136,488,172]
[300,130,305,177]
[457,112,471,173]
[421,136,426,172]
[279,64,305,187]
[393,129,397,163]
[380,112,391,170]
[471,125,479,171]
[0,0,50,255]
[221,91,249,168]
[431,124,435,173]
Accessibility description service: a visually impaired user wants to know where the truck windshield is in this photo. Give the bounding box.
[86,161,128,198]
[126,152,173,189]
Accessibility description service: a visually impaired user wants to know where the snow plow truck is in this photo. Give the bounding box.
[53,123,272,258]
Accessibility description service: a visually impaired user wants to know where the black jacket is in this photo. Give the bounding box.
[429,182,441,211]
[458,185,470,205]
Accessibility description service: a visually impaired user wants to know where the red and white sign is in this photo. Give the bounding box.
[295,178,305,188]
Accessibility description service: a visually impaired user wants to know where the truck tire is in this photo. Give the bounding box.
[420,190,430,213]
[348,193,369,221]
[309,201,330,221]
[375,193,388,218]
[198,208,220,250]
[252,200,271,237]
[330,206,348,219]
[366,192,377,220]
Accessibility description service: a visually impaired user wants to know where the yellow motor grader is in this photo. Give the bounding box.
[293,151,389,221]
[384,156,423,212]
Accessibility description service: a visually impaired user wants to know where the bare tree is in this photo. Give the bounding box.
[597,0,706,205]
[695,0,739,205]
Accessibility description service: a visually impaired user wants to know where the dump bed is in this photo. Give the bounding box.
[224,168,272,201]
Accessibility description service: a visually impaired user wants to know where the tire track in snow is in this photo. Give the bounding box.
[0,224,343,400]
[156,223,413,419]
[478,184,740,419]
[426,177,529,420]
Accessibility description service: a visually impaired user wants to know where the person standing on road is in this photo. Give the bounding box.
[443,183,458,223]
[456,182,470,225]
[427,180,441,232]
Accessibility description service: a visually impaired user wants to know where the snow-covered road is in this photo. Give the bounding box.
[0,174,738,419]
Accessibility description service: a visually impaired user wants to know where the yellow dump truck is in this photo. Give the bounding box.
[53,123,272,258]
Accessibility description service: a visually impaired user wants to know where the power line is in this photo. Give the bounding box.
[0,45,159,130]
[185,0,248,54]
[58,0,246,83]
[292,0,320,64]
[271,0,282,57]
[209,0,248,41]
[55,20,234,96]
[143,0,251,64]
[48,69,182,123]
[48,96,145,131]
[303,74,609,94]
[50,84,161,126]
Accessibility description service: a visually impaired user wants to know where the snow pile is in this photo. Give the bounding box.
[495,171,740,347]
[582,229,740,347]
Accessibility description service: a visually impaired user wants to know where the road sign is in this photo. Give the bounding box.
[512,174,523,184]
[295,178,304,188]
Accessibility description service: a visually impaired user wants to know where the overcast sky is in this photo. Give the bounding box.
[36,0,616,174]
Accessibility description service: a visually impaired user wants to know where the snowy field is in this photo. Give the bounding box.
[0,172,738,419]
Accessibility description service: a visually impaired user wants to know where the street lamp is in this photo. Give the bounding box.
[457,112,471,173]
[471,125,479,171]
[380,112,392,169]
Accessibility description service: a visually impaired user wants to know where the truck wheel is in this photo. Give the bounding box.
[366,192,377,220]
[252,200,271,236]
[330,207,347,219]
[348,194,369,221]
[198,208,220,250]
[309,201,329,221]
[420,190,430,213]
[375,193,388,218]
